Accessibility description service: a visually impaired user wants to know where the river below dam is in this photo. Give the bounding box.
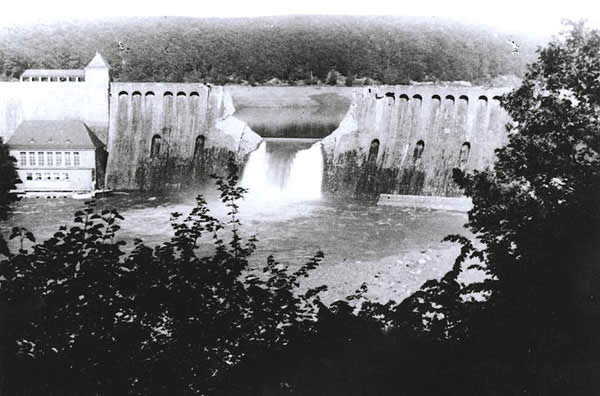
[2,105,476,303]
[1,191,469,302]
[1,151,470,303]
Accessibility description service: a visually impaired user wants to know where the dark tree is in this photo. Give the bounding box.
[442,21,600,394]
[0,16,538,84]
[0,138,20,254]
[0,161,326,395]
[325,69,338,86]
[345,73,354,87]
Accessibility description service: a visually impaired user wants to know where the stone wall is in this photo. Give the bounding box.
[105,84,262,191]
[321,85,512,198]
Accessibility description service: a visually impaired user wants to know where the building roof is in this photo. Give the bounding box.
[85,52,110,69]
[7,120,104,150]
[20,52,109,79]
[21,69,85,79]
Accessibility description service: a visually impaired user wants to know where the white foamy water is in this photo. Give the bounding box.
[241,139,323,203]
[287,143,323,200]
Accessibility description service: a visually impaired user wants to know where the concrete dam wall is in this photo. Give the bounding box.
[321,85,513,198]
[105,84,261,191]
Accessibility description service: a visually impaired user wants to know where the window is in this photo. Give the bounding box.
[47,152,53,166]
[150,135,162,158]
[73,152,80,166]
[35,173,42,180]
[413,140,425,163]
[367,139,380,164]
[55,152,62,166]
[20,152,26,166]
[65,152,71,166]
[38,152,44,166]
[29,152,36,166]
[63,173,70,180]
[53,173,60,180]
[44,172,51,180]
[458,142,471,169]
[193,135,205,162]
[26,173,33,181]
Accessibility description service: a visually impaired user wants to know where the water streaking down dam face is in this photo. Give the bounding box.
[241,138,323,202]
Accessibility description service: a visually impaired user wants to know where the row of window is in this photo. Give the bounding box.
[19,152,80,167]
[150,135,205,159]
[367,139,471,167]
[21,77,85,82]
[119,91,200,97]
[25,172,70,181]
[369,90,500,104]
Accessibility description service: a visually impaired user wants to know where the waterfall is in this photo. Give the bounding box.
[240,141,271,195]
[287,143,323,200]
[241,139,323,202]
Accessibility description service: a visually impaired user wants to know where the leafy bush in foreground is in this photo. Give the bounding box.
[423,21,600,395]
[1,23,599,396]
[0,162,327,395]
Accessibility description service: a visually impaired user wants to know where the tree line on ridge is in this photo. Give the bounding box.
[0,15,538,85]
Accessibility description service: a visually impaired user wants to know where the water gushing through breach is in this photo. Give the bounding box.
[241,139,323,202]
[287,143,323,200]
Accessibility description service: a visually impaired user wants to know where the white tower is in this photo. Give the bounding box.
[84,52,110,139]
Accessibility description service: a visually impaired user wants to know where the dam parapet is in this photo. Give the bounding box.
[321,85,513,198]
[105,84,262,191]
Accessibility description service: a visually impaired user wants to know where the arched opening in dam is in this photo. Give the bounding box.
[193,135,205,162]
[458,142,471,169]
[413,140,425,163]
[368,139,380,164]
[150,134,162,158]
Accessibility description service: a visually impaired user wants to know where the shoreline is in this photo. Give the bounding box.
[303,239,484,305]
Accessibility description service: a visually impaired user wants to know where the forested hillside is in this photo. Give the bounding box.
[0,15,539,84]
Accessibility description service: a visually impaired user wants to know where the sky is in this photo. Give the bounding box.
[0,0,599,39]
